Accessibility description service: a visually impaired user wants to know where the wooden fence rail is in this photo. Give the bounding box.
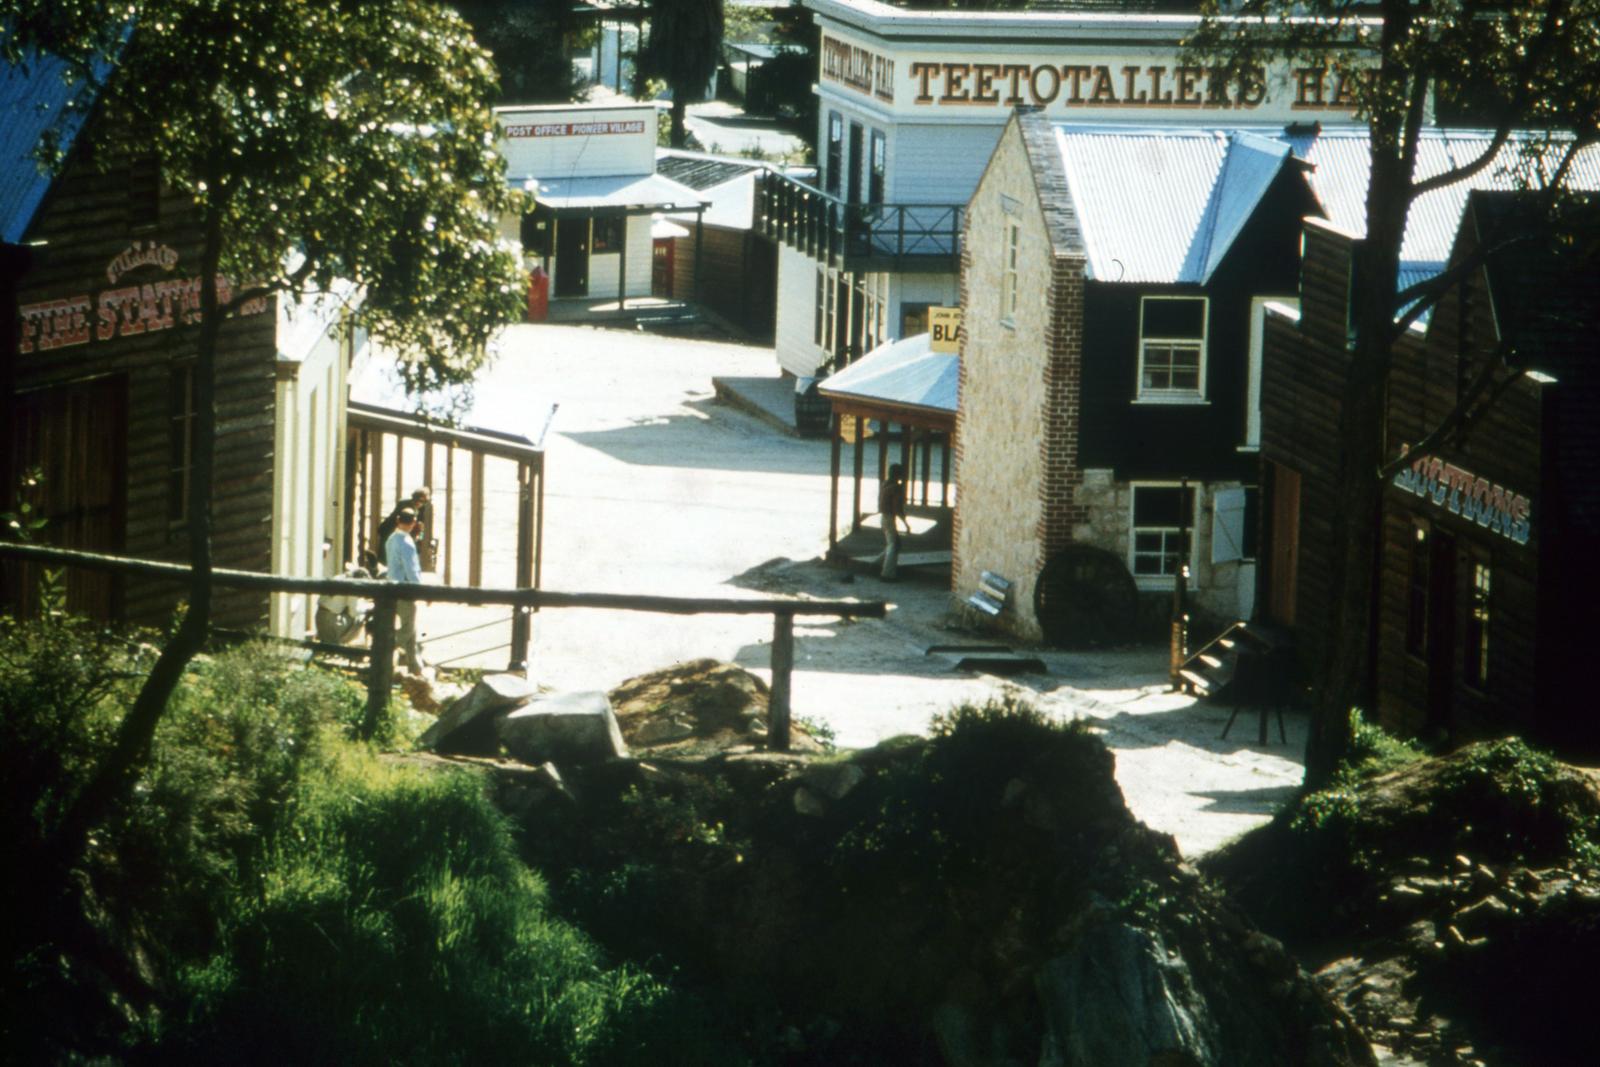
[0,542,886,750]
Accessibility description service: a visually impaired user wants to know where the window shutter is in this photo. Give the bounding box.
[1211,487,1246,564]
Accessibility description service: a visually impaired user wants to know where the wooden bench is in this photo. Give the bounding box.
[966,570,1011,617]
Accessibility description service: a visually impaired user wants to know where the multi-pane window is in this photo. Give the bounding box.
[168,363,195,525]
[1131,485,1196,578]
[1406,525,1429,655]
[825,112,843,196]
[1466,560,1491,688]
[1138,296,1207,398]
[592,215,624,253]
[869,130,886,204]
[1000,218,1019,323]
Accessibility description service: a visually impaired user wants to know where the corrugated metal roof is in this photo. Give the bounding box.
[523,172,707,211]
[1296,128,1600,269]
[655,151,762,192]
[1054,126,1290,284]
[1,50,106,245]
[1049,123,1600,295]
[817,333,958,415]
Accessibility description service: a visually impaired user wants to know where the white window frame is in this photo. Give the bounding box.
[1129,482,1199,588]
[1136,295,1208,402]
[1000,217,1019,327]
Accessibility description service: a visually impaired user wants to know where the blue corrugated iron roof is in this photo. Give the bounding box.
[817,333,958,415]
[1049,123,1600,299]
[1,49,106,245]
[1055,126,1292,285]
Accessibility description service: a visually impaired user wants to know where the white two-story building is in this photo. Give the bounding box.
[763,0,1369,378]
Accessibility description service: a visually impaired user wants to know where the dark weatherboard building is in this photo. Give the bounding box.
[1262,190,1600,750]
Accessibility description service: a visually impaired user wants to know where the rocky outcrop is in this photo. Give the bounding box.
[505,701,1374,1066]
[496,691,628,766]
[418,673,536,754]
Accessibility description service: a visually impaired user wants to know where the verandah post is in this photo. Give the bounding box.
[363,591,397,740]
[769,610,794,752]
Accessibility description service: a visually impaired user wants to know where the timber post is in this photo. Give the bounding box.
[769,610,795,752]
[364,592,397,739]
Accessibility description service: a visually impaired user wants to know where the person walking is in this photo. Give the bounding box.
[879,463,911,581]
[385,508,425,672]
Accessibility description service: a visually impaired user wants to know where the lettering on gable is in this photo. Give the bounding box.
[818,32,1366,115]
[16,241,269,355]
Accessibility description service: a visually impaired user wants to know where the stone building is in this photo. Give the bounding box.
[955,110,1317,641]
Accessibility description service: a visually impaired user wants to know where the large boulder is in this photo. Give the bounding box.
[495,690,628,766]
[418,673,536,754]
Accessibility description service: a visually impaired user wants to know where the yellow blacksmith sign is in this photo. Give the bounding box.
[929,306,962,352]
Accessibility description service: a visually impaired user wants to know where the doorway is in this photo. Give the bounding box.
[847,122,864,206]
[1267,463,1301,626]
[2,375,127,619]
[1425,531,1457,729]
[555,216,589,297]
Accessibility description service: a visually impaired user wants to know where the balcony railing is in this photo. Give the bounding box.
[757,171,963,274]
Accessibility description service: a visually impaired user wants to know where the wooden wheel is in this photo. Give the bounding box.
[1034,545,1138,649]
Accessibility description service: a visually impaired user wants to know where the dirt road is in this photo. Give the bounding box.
[413,323,1306,857]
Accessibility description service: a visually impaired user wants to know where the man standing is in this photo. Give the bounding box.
[385,508,425,672]
[879,463,911,581]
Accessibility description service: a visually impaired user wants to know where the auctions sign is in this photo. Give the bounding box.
[1391,451,1533,546]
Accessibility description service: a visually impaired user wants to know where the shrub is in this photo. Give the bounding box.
[163,758,735,1065]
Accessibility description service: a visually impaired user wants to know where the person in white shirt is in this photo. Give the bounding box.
[385,509,425,672]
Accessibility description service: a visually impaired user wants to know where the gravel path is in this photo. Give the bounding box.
[405,323,1307,857]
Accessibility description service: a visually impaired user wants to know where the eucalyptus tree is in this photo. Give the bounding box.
[1190,0,1600,784]
[3,0,526,843]
[637,0,725,146]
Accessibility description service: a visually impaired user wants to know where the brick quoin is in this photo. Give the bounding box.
[1035,256,1089,558]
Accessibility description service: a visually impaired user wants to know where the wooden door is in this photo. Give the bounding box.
[1268,462,1301,626]
[554,216,589,297]
[652,238,673,297]
[847,122,864,205]
[1425,532,1458,729]
[2,376,127,619]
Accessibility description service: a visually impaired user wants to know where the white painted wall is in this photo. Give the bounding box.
[776,243,827,377]
[270,292,359,639]
[585,216,655,299]
[497,104,657,180]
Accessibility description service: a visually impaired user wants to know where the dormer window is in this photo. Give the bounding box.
[1138,296,1207,401]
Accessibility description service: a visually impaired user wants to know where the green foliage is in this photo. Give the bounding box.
[636,0,724,146]
[1,624,724,1062]
[1342,707,1426,779]
[835,697,1095,884]
[1,467,67,616]
[5,0,527,395]
[163,762,687,1065]
[794,713,837,752]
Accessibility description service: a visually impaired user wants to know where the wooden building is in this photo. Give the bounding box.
[655,149,781,339]
[1262,192,1600,749]
[759,0,1365,381]
[3,50,356,636]
[498,103,706,309]
[955,110,1319,641]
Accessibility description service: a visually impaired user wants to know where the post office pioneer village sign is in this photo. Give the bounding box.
[15,240,270,354]
[819,27,1367,123]
[1391,450,1534,546]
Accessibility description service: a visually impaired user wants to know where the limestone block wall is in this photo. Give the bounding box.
[954,123,1085,639]
[1073,472,1253,624]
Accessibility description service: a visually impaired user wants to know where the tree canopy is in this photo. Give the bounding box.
[636,0,724,147]
[3,0,526,850]
[1190,0,1600,782]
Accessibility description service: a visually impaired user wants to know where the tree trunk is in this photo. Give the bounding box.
[1304,139,1412,787]
[56,190,226,852]
[670,97,688,147]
